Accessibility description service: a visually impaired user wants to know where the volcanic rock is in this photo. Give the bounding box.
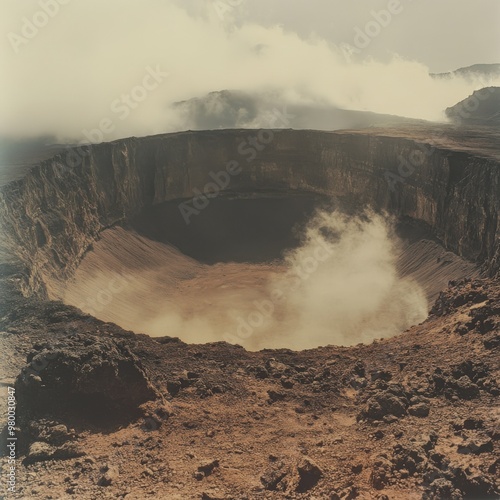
[15,337,160,417]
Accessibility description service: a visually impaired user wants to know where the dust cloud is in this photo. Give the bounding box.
[259,210,429,349]
[60,210,428,350]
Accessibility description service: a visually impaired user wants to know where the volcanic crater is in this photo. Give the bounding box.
[0,125,499,499]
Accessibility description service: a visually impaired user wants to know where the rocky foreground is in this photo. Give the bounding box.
[0,277,498,499]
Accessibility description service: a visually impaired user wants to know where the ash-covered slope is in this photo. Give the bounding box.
[0,126,499,305]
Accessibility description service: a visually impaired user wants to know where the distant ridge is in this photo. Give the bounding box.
[431,63,500,80]
[172,89,424,131]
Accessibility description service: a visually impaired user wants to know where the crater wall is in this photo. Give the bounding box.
[0,128,499,299]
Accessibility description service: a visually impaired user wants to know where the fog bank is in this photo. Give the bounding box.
[2,1,499,142]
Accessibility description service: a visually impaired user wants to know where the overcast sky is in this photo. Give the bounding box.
[177,0,500,72]
[1,0,499,140]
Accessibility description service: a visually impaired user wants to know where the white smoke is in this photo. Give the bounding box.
[259,210,428,349]
[1,1,499,141]
[63,211,428,350]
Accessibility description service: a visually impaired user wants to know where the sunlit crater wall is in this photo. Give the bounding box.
[0,129,498,298]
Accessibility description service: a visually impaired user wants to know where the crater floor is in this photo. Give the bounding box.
[51,194,479,350]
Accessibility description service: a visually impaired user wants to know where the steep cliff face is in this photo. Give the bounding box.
[0,127,499,299]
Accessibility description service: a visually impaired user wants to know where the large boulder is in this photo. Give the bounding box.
[15,335,159,417]
[359,383,410,421]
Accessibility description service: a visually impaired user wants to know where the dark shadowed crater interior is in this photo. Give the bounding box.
[130,193,328,264]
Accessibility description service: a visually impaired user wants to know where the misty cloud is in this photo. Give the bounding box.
[1,1,499,142]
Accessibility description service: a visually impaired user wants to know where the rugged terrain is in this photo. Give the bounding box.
[0,277,498,499]
[0,125,499,498]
